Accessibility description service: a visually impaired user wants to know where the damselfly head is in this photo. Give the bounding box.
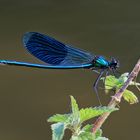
[109,57,119,69]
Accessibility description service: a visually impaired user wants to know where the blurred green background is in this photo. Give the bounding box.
[0,0,140,140]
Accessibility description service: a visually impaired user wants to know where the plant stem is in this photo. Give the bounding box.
[92,58,140,133]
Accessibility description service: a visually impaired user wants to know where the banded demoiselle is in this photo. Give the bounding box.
[0,32,119,104]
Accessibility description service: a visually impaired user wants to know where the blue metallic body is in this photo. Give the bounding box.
[0,32,119,105]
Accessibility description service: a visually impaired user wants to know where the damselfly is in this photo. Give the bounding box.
[0,32,119,104]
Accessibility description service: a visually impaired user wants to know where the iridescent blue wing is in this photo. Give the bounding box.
[23,32,94,68]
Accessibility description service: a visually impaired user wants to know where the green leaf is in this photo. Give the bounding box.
[80,107,118,123]
[71,132,95,140]
[104,75,119,88]
[82,125,102,139]
[130,81,140,86]
[123,89,139,104]
[70,96,79,115]
[95,137,109,140]
[70,96,80,124]
[103,75,119,93]
[51,122,65,140]
[103,73,130,93]
[95,129,102,138]
[82,124,93,132]
[48,114,70,123]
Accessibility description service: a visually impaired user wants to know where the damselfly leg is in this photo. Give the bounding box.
[93,69,105,105]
